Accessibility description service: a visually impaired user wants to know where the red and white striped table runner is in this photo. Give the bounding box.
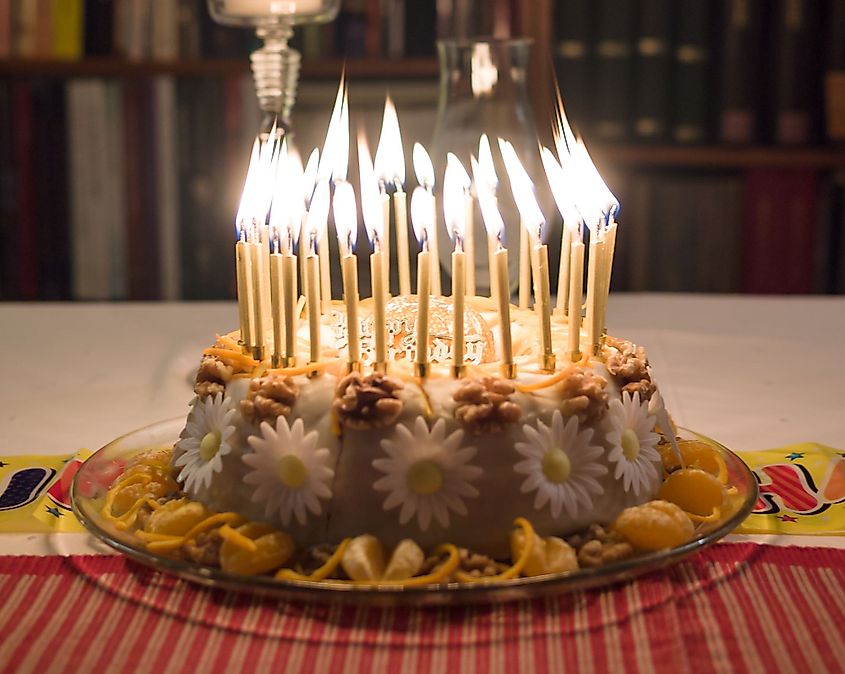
[0,544,843,674]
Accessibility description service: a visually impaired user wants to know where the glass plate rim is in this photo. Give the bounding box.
[71,417,759,605]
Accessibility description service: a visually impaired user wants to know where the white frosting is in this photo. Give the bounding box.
[180,359,665,557]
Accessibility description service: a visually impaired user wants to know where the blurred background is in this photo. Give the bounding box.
[1,0,844,301]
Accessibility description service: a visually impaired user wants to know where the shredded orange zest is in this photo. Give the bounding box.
[415,380,434,417]
[516,367,573,393]
[267,359,341,377]
[145,512,245,553]
[252,358,271,378]
[202,347,258,369]
[218,523,258,552]
[275,538,352,582]
[390,544,459,587]
[454,517,535,583]
[216,334,241,351]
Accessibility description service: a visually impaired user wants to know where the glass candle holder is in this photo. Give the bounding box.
[207,0,341,137]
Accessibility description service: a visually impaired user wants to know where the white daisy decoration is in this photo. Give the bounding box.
[173,393,237,493]
[514,410,608,519]
[647,386,683,466]
[243,417,334,526]
[605,391,661,496]
[373,416,482,531]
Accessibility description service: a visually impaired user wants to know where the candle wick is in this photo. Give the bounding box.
[455,232,464,253]
[393,178,403,194]
[422,229,429,252]
[372,231,381,252]
[347,230,354,255]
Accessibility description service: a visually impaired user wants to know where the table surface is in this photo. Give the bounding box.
[1,294,843,674]
[0,292,843,556]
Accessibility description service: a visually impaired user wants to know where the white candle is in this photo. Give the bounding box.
[333,180,361,370]
[283,252,297,366]
[370,249,387,370]
[518,220,530,309]
[452,244,465,377]
[496,246,514,378]
[306,250,321,364]
[586,231,605,355]
[568,240,584,359]
[394,189,411,295]
[534,242,555,372]
[411,187,431,378]
[556,226,572,317]
[235,239,255,352]
[270,251,285,367]
[464,194,476,296]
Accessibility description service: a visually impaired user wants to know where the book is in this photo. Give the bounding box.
[83,0,113,56]
[672,0,710,143]
[31,80,70,300]
[12,82,37,299]
[51,0,83,60]
[151,0,180,60]
[404,0,436,57]
[633,0,672,142]
[552,0,591,134]
[719,0,764,143]
[593,0,634,141]
[741,169,819,293]
[0,81,14,298]
[13,0,37,57]
[0,0,12,57]
[773,0,822,144]
[154,77,181,301]
[382,0,405,59]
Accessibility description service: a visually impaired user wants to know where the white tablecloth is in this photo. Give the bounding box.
[1,294,843,553]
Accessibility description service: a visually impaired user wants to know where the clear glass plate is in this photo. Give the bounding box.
[72,418,758,606]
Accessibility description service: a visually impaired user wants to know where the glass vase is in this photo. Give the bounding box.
[431,38,551,294]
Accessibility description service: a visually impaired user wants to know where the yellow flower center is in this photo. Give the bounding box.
[542,448,571,484]
[277,455,308,488]
[198,431,221,461]
[621,428,641,461]
[406,460,443,495]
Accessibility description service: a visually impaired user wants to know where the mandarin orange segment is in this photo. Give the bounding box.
[657,468,726,517]
[220,527,294,575]
[612,500,695,551]
[145,500,209,536]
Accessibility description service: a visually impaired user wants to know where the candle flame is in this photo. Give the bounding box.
[410,186,430,246]
[412,142,435,190]
[471,156,504,241]
[553,86,578,160]
[357,131,384,246]
[270,141,305,252]
[477,134,497,192]
[498,138,545,240]
[235,137,262,239]
[443,153,469,244]
[572,138,618,223]
[305,180,330,251]
[332,180,358,254]
[540,146,581,233]
[374,96,405,188]
[317,76,348,184]
[303,148,319,206]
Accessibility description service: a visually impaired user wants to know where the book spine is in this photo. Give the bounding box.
[672,0,711,143]
[104,82,128,299]
[151,0,180,60]
[51,0,83,60]
[593,0,634,141]
[741,169,787,293]
[382,0,405,59]
[123,81,145,300]
[720,0,763,143]
[66,81,93,300]
[13,0,37,57]
[154,77,181,300]
[552,0,590,133]
[336,0,369,58]
[34,0,52,57]
[366,0,381,57]
[773,0,820,144]
[84,0,113,56]
[633,0,672,142]
[403,0,436,57]
[13,82,37,299]
[0,80,14,298]
[0,0,11,57]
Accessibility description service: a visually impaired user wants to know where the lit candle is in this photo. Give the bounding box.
[500,139,555,372]
[305,182,329,365]
[315,77,348,311]
[413,142,440,296]
[476,161,515,378]
[410,187,430,378]
[283,250,297,366]
[585,226,605,356]
[234,137,262,353]
[269,242,285,368]
[300,147,319,303]
[444,156,467,377]
[333,180,361,371]
[359,131,388,372]
[375,96,410,295]
[568,236,584,360]
[446,154,474,298]
[540,145,581,318]
[477,134,498,301]
[518,220,531,310]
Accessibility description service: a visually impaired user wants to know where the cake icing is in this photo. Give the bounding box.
[173,297,667,557]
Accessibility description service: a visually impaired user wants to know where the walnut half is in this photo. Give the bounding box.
[194,355,233,399]
[558,367,610,424]
[240,374,299,425]
[453,377,522,434]
[334,372,404,430]
[604,336,656,401]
